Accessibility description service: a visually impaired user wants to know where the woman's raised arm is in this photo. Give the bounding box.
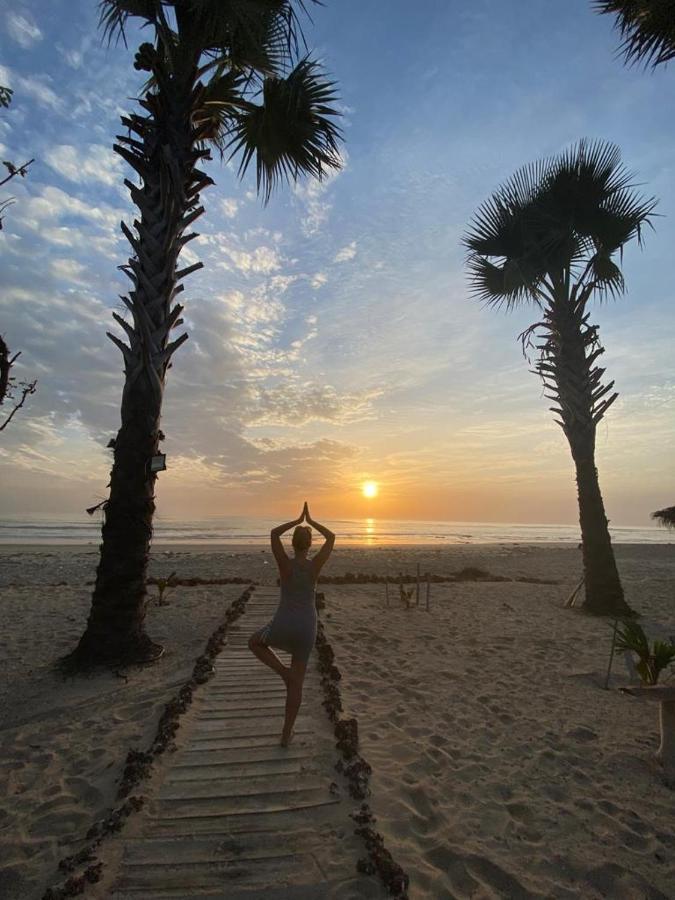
[306,506,335,575]
[271,509,304,575]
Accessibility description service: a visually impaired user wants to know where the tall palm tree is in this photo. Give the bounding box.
[593,1,675,68]
[68,1,342,667]
[464,140,656,617]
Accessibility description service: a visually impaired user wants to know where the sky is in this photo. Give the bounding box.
[0,0,674,527]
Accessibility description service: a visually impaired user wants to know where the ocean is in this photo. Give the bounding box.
[0,514,671,546]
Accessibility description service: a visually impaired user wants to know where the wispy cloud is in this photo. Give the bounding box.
[292,149,348,236]
[0,64,62,112]
[220,198,239,219]
[5,12,43,48]
[248,383,381,427]
[333,241,357,263]
[44,143,123,187]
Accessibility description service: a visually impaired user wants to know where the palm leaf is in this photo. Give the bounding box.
[594,0,675,68]
[653,641,675,681]
[193,68,247,148]
[464,139,656,306]
[652,506,675,529]
[182,0,311,75]
[228,58,342,202]
[614,620,651,659]
[99,0,160,45]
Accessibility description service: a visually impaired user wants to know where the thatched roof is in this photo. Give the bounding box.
[651,506,675,530]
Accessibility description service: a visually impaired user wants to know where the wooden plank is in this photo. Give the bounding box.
[104,588,384,899]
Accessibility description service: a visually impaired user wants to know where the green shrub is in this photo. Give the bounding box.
[614,620,675,685]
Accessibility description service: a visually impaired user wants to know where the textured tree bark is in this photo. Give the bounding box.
[544,293,632,618]
[571,443,631,616]
[69,62,209,666]
[75,377,164,663]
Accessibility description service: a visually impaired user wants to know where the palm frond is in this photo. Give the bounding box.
[183,0,314,75]
[594,0,675,68]
[99,0,160,45]
[652,505,675,529]
[193,68,247,148]
[228,58,342,202]
[464,138,656,308]
[614,619,651,660]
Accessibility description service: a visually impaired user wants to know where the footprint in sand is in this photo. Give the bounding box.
[29,808,91,837]
[505,801,534,824]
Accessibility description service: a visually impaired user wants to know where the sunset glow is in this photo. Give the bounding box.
[362,481,379,499]
[0,2,672,528]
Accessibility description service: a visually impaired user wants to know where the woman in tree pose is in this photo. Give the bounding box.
[249,502,335,746]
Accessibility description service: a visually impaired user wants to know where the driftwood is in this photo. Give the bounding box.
[564,575,585,608]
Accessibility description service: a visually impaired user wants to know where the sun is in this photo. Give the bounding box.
[362,481,378,499]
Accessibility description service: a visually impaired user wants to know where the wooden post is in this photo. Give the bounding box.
[416,563,420,606]
[385,576,389,608]
[425,573,430,611]
[604,619,619,690]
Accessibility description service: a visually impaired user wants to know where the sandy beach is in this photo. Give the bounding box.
[1,542,674,898]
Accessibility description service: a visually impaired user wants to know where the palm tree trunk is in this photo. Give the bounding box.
[67,66,212,667]
[75,377,164,663]
[570,438,631,615]
[544,292,632,618]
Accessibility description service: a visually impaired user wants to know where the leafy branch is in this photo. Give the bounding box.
[0,336,37,431]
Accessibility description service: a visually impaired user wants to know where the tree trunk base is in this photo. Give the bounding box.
[579,598,635,618]
[60,631,164,673]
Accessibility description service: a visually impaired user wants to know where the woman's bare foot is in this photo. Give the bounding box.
[280,729,294,747]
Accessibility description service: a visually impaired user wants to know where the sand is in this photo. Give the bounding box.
[1,542,673,898]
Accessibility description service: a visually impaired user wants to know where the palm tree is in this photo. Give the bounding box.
[594,5,675,546]
[593,1,675,68]
[464,139,656,617]
[68,1,342,668]
[652,506,675,529]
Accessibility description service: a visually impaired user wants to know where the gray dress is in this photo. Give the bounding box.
[256,557,317,664]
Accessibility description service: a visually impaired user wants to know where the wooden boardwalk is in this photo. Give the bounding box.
[99,588,383,899]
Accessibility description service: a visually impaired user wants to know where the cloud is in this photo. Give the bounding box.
[50,258,88,285]
[333,241,357,263]
[0,65,62,112]
[5,12,43,48]
[247,383,381,427]
[221,198,239,219]
[292,148,347,236]
[56,39,92,70]
[311,272,327,289]
[209,233,284,275]
[44,144,123,187]
[16,183,125,233]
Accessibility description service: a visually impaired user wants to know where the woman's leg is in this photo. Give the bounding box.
[248,631,290,684]
[281,656,307,746]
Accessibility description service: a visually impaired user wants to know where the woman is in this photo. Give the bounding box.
[248,502,335,746]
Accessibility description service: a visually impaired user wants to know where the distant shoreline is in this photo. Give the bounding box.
[0,540,673,551]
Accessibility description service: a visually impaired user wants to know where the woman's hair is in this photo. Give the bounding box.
[292,525,312,553]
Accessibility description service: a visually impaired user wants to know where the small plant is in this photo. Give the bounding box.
[614,621,675,685]
[399,584,415,608]
[154,571,177,607]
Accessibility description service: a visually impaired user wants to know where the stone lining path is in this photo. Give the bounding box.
[97,587,384,899]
